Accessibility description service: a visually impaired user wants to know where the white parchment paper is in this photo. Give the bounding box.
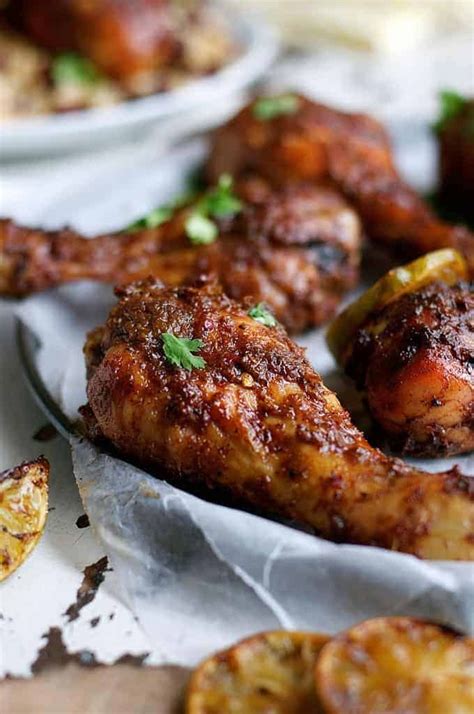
[15,139,474,667]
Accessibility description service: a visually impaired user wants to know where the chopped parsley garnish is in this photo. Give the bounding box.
[248,303,278,327]
[197,174,243,218]
[51,52,100,86]
[161,333,206,370]
[127,206,174,231]
[184,174,242,245]
[433,90,467,133]
[126,175,242,242]
[125,191,195,232]
[253,94,301,121]
[185,213,218,245]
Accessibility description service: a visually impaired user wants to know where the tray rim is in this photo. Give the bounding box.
[16,317,76,439]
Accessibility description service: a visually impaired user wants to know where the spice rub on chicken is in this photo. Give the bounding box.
[327,250,473,457]
[342,282,474,456]
[83,278,474,560]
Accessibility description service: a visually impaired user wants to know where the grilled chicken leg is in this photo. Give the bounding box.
[206,95,474,273]
[0,181,361,333]
[83,279,474,560]
[342,281,474,456]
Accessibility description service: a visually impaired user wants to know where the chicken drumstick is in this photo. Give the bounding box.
[83,278,474,560]
[0,180,361,334]
[206,94,474,273]
[341,280,474,457]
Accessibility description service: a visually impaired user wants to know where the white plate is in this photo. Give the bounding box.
[0,12,278,159]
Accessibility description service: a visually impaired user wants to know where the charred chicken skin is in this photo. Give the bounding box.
[0,181,361,333]
[206,94,474,272]
[343,281,474,457]
[83,279,474,560]
[9,0,179,86]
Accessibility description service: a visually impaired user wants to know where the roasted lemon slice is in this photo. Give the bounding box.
[326,249,468,366]
[0,457,49,581]
[186,630,329,713]
[315,617,474,714]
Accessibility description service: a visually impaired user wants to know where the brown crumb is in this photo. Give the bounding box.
[63,557,111,623]
[75,514,90,529]
[33,423,58,442]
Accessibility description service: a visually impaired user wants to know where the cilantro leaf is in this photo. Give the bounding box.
[185,213,218,244]
[253,94,301,121]
[126,206,174,232]
[184,173,242,244]
[248,303,278,327]
[125,190,196,232]
[433,90,467,133]
[125,175,241,241]
[198,174,243,218]
[161,333,206,370]
[52,52,100,86]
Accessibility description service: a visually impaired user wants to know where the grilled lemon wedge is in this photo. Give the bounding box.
[186,630,329,713]
[315,617,474,714]
[0,457,49,581]
[327,249,468,366]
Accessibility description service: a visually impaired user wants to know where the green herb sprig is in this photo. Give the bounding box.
[184,214,218,245]
[253,94,301,121]
[185,173,243,245]
[197,174,243,218]
[52,52,100,86]
[433,90,467,134]
[126,191,195,232]
[248,303,278,327]
[161,333,206,371]
[125,175,242,244]
[127,206,174,231]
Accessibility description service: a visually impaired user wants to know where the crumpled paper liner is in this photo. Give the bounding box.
[16,280,474,666]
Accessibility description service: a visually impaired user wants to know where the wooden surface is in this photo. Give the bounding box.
[1,664,190,714]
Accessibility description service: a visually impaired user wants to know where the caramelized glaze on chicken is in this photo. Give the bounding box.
[207,95,474,272]
[0,182,361,333]
[343,281,474,456]
[83,279,474,560]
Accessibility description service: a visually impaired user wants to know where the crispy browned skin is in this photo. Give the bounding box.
[83,279,474,559]
[0,182,361,333]
[11,0,179,84]
[438,98,474,220]
[342,281,474,457]
[206,95,474,272]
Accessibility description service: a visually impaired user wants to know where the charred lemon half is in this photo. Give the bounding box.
[315,617,474,714]
[186,630,329,714]
[0,457,49,581]
[327,249,468,366]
